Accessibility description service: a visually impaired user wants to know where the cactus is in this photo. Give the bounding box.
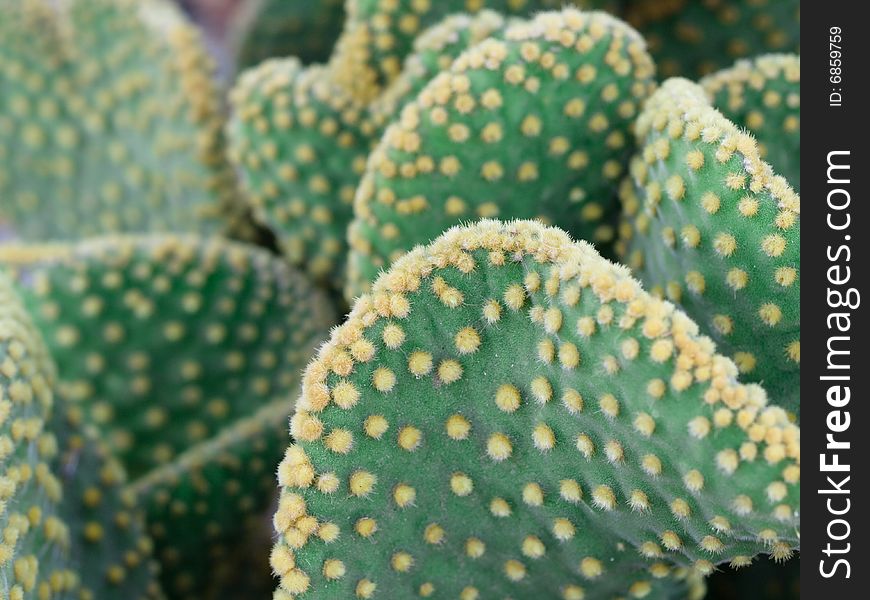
[0,0,239,242]
[52,405,164,600]
[346,9,656,300]
[4,235,336,597]
[707,556,799,600]
[6,234,335,477]
[226,10,510,288]
[624,0,800,78]
[1,272,162,599]
[227,59,374,287]
[0,272,76,599]
[329,0,621,102]
[366,10,511,136]
[131,399,292,599]
[616,78,800,414]
[0,0,805,595]
[701,54,800,191]
[273,219,799,599]
[232,0,346,70]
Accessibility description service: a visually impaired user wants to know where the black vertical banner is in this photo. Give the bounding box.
[803,1,869,597]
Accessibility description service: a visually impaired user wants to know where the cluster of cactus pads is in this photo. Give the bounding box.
[1,272,162,599]
[0,0,799,598]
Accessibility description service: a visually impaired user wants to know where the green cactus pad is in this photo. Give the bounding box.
[5,235,335,477]
[197,511,276,600]
[702,54,800,192]
[366,10,511,137]
[616,79,800,414]
[0,273,78,599]
[624,0,800,78]
[232,0,346,70]
[274,219,800,599]
[227,59,374,286]
[346,9,656,299]
[3,272,166,599]
[5,236,334,596]
[52,405,165,600]
[0,0,236,241]
[329,0,620,102]
[131,398,293,599]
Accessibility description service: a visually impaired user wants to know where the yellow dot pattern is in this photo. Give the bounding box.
[624,0,800,79]
[132,398,294,600]
[347,8,656,299]
[0,0,240,242]
[365,10,509,136]
[52,405,163,600]
[8,234,335,477]
[234,0,346,70]
[617,78,799,415]
[702,53,800,190]
[228,58,373,286]
[274,219,799,598]
[0,273,81,599]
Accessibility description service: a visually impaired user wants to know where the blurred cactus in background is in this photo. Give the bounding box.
[0,0,243,240]
[275,219,798,599]
[0,0,800,598]
[232,0,346,70]
[616,76,800,415]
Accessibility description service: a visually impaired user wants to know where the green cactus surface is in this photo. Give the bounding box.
[701,54,800,191]
[707,555,799,600]
[232,0,346,70]
[52,404,164,600]
[616,78,800,415]
[227,59,374,287]
[330,0,621,102]
[0,272,77,599]
[6,235,335,477]
[227,10,516,289]
[1,272,163,599]
[365,10,511,137]
[346,9,656,300]
[273,219,800,599]
[0,0,237,241]
[131,398,293,599]
[624,0,800,78]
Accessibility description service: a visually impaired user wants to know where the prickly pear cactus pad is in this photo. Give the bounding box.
[51,406,164,600]
[616,79,800,414]
[702,54,800,192]
[330,0,621,102]
[365,10,510,136]
[6,235,336,477]
[132,399,293,599]
[0,273,78,599]
[273,220,800,599]
[346,9,656,299]
[0,0,235,241]
[232,0,346,70]
[227,59,373,286]
[624,0,800,78]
